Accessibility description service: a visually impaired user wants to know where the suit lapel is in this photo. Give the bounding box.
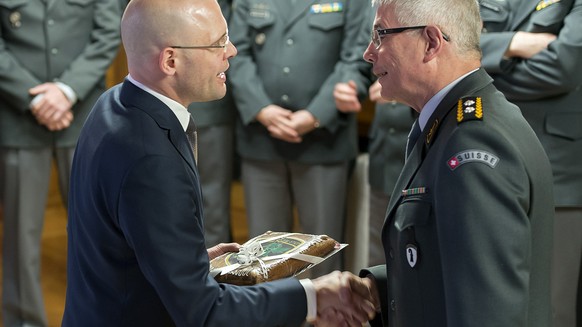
[120,80,198,174]
[511,0,539,30]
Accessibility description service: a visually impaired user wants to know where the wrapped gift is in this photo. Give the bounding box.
[209,231,340,285]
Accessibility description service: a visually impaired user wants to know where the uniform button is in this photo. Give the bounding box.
[390,300,396,311]
[281,94,289,102]
[255,33,266,45]
[286,38,294,46]
[47,19,55,26]
[388,128,395,134]
[283,67,290,74]
[51,48,59,55]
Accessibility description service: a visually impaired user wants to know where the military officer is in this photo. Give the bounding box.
[357,0,555,326]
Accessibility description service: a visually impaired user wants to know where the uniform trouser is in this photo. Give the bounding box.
[1,147,74,327]
[196,124,234,248]
[368,188,390,267]
[241,159,348,277]
[552,207,582,327]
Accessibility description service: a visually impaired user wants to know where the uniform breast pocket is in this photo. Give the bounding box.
[247,11,275,31]
[529,2,569,33]
[307,12,345,31]
[0,0,27,10]
[65,0,94,7]
[394,196,431,232]
[546,112,582,141]
[392,196,432,269]
[479,0,511,32]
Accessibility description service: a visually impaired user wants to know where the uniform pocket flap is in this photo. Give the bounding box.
[0,0,27,9]
[394,198,431,231]
[479,0,510,23]
[546,112,582,141]
[307,12,344,31]
[65,0,94,6]
[247,13,276,29]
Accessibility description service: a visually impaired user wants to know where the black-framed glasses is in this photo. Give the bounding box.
[170,33,230,53]
[371,25,450,49]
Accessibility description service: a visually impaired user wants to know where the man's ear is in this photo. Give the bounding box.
[423,25,446,62]
[160,48,178,75]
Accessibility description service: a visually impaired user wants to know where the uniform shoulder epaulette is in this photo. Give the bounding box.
[456,96,483,124]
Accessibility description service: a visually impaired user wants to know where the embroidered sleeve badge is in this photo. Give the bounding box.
[447,149,500,170]
[457,97,483,124]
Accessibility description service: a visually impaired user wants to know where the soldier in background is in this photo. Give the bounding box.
[0,0,122,326]
[228,0,371,276]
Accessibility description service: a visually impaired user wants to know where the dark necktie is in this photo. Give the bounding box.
[186,115,198,163]
[406,119,421,159]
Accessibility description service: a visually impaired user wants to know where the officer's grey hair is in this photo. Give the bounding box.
[371,0,482,59]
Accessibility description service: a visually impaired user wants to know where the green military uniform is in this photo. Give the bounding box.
[363,69,554,327]
[0,0,122,325]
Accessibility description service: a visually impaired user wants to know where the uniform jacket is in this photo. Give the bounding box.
[368,102,416,196]
[0,0,122,148]
[228,0,370,163]
[362,69,554,327]
[188,0,236,128]
[63,80,308,327]
[480,0,582,206]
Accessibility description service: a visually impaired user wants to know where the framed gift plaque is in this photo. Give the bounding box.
[209,231,344,285]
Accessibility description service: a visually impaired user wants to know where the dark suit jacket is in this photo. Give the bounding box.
[229,0,370,163]
[63,80,307,327]
[480,0,582,207]
[362,69,554,327]
[0,0,122,147]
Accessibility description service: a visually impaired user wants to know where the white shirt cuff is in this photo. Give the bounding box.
[299,278,317,322]
[55,81,78,105]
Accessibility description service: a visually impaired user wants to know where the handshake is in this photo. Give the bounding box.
[207,242,380,326]
[310,271,380,327]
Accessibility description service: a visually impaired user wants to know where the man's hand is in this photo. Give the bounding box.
[207,243,240,260]
[310,271,378,327]
[42,110,74,131]
[288,110,318,137]
[256,105,301,143]
[506,31,557,59]
[29,83,74,130]
[334,80,361,113]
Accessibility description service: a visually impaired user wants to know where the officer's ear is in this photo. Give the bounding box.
[422,25,447,62]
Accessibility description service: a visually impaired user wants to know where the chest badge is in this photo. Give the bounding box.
[406,244,419,268]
